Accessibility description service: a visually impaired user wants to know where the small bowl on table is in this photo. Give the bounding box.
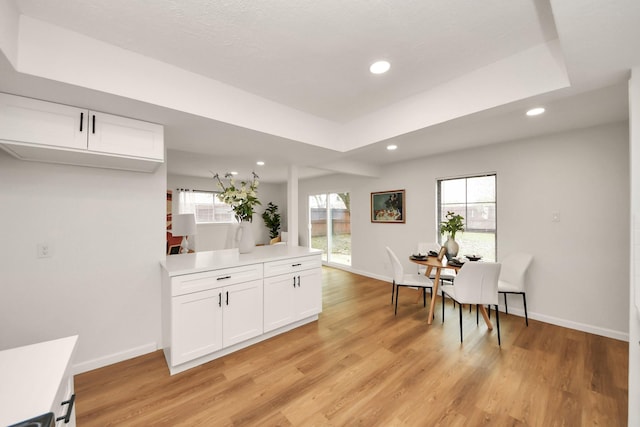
[465,254,482,262]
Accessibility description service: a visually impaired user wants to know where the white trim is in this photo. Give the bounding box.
[71,342,158,374]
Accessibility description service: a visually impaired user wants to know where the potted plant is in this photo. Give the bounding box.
[261,202,281,241]
[213,172,261,253]
[440,211,464,259]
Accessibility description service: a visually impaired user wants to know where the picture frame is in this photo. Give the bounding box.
[168,244,181,255]
[371,189,405,223]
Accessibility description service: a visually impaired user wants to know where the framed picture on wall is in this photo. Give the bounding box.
[371,189,405,223]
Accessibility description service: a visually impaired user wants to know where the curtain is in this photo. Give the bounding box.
[176,188,196,214]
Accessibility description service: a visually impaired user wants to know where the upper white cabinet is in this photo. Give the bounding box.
[0,92,164,172]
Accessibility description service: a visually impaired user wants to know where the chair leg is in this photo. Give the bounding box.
[423,288,427,307]
[522,292,528,326]
[442,291,445,323]
[504,292,509,314]
[391,281,395,304]
[476,304,479,325]
[459,302,463,342]
[495,304,501,346]
[394,286,400,315]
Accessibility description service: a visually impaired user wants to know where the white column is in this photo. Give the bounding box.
[287,165,299,246]
[629,66,640,426]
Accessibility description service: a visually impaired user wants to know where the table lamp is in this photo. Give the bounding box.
[172,213,197,253]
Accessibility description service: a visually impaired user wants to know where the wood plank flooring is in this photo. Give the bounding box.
[75,267,628,426]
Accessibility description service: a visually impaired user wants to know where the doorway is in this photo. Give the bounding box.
[309,193,351,266]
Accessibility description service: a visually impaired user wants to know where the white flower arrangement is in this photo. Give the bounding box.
[212,172,260,222]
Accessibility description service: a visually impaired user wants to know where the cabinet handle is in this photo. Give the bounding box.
[56,393,76,424]
[297,276,301,287]
[217,275,231,281]
[218,292,222,307]
[293,277,296,288]
[292,263,302,267]
[79,112,84,132]
[226,291,229,305]
[92,114,96,134]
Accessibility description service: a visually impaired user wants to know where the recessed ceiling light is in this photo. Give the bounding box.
[256,161,265,166]
[370,60,391,74]
[387,144,398,151]
[526,107,545,116]
[230,171,238,175]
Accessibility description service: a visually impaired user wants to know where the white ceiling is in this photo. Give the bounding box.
[2,0,640,182]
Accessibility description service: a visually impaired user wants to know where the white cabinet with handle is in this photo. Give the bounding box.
[167,263,263,367]
[0,92,163,172]
[161,246,322,375]
[263,256,322,332]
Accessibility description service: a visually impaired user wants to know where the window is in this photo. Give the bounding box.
[176,189,235,223]
[437,174,496,261]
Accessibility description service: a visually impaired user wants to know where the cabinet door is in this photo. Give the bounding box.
[172,289,223,366]
[295,268,323,319]
[88,111,164,160]
[223,279,263,347]
[263,274,296,333]
[0,92,87,150]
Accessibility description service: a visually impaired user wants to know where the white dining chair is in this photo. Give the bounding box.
[386,247,434,315]
[497,252,533,326]
[441,262,502,345]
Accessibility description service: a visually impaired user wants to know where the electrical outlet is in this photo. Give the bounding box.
[37,243,52,258]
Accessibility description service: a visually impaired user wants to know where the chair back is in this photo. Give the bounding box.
[417,242,440,255]
[385,247,404,283]
[452,262,501,305]
[499,253,533,292]
[416,242,440,274]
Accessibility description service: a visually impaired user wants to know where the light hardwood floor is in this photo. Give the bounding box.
[75,267,628,426]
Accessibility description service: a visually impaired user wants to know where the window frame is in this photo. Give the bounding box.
[436,173,497,261]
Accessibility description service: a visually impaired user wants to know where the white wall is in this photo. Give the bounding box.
[0,150,166,373]
[167,174,287,250]
[299,122,630,339]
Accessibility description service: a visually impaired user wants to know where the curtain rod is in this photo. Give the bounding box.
[176,188,218,193]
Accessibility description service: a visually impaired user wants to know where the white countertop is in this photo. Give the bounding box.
[161,245,322,277]
[0,335,78,426]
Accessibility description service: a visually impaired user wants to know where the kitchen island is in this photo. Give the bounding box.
[161,245,322,375]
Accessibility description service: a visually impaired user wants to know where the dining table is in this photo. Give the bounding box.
[409,255,494,329]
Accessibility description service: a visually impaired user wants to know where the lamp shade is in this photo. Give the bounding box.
[172,213,197,236]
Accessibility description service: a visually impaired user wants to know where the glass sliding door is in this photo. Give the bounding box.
[309,193,351,266]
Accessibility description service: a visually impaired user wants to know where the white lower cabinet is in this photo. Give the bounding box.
[162,249,322,375]
[172,288,223,366]
[264,256,322,333]
[171,278,263,367]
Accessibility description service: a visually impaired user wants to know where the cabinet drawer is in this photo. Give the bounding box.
[172,263,263,296]
[264,255,321,277]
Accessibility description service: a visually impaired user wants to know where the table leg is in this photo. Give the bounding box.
[415,265,435,303]
[478,305,494,330]
[427,267,441,324]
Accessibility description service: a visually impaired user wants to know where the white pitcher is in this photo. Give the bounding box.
[235,221,255,253]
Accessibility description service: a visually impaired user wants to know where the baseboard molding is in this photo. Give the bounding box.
[322,265,629,342]
[494,305,629,342]
[72,342,158,374]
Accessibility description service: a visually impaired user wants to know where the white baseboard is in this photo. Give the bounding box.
[72,342,158,374]
[495,305,629,342]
